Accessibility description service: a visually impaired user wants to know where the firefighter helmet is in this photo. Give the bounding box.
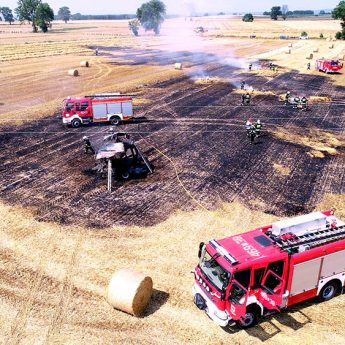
[83,136,88,140]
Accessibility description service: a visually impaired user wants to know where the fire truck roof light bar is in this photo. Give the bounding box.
[273,225,345,251]
[209,240,238,265]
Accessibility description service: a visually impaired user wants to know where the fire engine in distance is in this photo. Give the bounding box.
[62,93,134,128]
[193,210,345,328]
[316,59,343,74]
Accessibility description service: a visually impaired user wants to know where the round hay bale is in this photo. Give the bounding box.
[80,61,89,67]
[329,44,334,49]
[174,62,182,70]
[326,37,332,42]
[338,54,345,60]
[313,47,319,53]
[288,43,293,47]
[107,269,153,316]
[285,48,291,54]
[68,69,79,77]
[306,53,313,59]
[332,37,337,41]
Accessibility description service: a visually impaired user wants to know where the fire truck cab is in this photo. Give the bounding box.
[62,94,133,128]
[193,210,345,328]
[316,59,343,73]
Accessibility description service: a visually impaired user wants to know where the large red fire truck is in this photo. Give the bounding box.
[316,59,343,73]
[62,94,134,128]
[193,210,345,328]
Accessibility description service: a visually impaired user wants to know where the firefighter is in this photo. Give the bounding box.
[240,81,245,90]
[95,47,99,56]
[284,91,291,105]
[241,92,251,106]
[255,119,263,136]
[245,118,253,132]
[307,62,311,70]
[293,96,301,109]
[269,62,273,70]
[83,136,95,154]
[248,125,257,144]
[249,63,252,71]
[301,96,308,111]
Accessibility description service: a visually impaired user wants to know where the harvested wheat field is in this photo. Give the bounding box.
[1,15,345,345]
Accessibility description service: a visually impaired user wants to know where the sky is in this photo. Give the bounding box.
[1,0,340,15]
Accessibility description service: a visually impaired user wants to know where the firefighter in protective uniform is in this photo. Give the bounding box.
[300,96,308,111]
[249,63,252,71]
[83,136,95,154]
[284,91,291,105]
[255,119,263,136]
[240,81,245,90]
[241,92,251,106]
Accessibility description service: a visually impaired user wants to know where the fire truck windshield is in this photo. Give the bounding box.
[199,249,231,291]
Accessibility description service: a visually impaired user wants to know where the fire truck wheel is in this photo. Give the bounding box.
[110,116,121,126]
[71,119,82,128]
[319,281,340,301]
[236,306,260,329]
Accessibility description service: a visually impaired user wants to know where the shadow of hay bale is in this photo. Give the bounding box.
[140,289,169,317]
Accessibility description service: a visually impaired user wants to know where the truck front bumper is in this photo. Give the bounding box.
[192,283,231,327]
[62,117,71,124]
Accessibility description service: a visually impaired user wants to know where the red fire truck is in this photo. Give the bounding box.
[62,94,134,128]
[193,210,345,328]
[316,59,343,73]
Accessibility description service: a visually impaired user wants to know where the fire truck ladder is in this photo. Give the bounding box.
[271,225,345,252]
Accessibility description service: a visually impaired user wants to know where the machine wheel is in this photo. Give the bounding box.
[71,118,82,128]
[319,281,339,301]
[110,116,121,126]
[121,172,130,180]
[236,307,260,329]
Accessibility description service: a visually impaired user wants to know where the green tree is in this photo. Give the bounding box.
[332,1,345,39]
[0,7,14,24]
[57,6,71,23]
[15,0,41,32]
[136,0,166,35]
[242,13,254,22]
[36,2,54,32]
[270,6,282,20]
[128,19,140,36]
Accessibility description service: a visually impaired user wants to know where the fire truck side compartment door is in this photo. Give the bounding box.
[290,258,321,296]
[226,280,248,321]
[92,103,108,120]
[107,102,122,114]
[122,101,133,116]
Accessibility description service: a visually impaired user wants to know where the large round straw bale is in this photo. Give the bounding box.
[80,60,89,67]
[68,69,79,76]
[326,37,332,42]
[338,54,345,60]
[107,269,153,316]
[174,62,182,70]
[288,43,293,47]
[306,53,313,59]
[332,37,337,41]
[313,47,319,53]
[329,44,334,49]
[285,48,291,54]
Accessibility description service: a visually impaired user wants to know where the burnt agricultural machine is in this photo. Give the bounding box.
[93,132,153,192]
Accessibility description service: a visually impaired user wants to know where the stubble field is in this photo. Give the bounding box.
[0,16,345,345]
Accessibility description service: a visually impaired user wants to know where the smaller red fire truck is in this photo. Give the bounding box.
[62,94,134,128]
[316,59,343,73]
[193,210,345,328]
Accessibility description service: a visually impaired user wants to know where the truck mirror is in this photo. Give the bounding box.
[198,242,205,259]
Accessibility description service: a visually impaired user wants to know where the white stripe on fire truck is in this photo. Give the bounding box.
[209,240,238,264]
